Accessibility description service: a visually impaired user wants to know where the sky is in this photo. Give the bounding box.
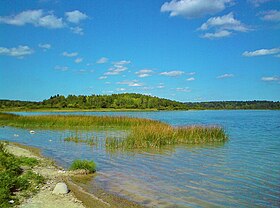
[0,0,279,102]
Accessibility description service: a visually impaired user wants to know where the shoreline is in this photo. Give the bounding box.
[5,141,145,208]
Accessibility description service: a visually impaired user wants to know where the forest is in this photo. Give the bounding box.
[0,93,279,110]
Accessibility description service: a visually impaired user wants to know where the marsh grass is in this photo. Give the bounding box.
[0,113,160,130]
[106,124,228,149]
[0,113,228,150]
[64,136,96,146]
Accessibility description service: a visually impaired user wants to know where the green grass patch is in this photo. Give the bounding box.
[0,142,44,207]
[64,136,95,146]
[69,160,96,173]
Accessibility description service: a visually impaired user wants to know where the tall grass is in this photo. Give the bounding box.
[106,123,227,149]
[0,113,228,149]
[0,113,160,130]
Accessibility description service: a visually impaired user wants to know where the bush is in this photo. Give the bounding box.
[69,160,96,173]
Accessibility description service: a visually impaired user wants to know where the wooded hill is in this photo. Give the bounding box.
[0,93,279,110]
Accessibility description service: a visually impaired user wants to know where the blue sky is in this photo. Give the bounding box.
[0,0,279,102]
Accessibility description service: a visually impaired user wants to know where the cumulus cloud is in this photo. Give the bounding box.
[260,10,280,22]
[161,0,233,18]
[70,26,84,35]
[176,87,191,92]
[104,60,131,76]
[0,45,33,58]
[38,43,51,50]
[199,13,250,39]
[242,47,280,57]
[160,70,184,76]
[186,77,195,81]
[261,76,279,81]
[217,73,234,79]
[135,69,153,78]
[117,80,143,87]
[0,10,65,29]
[62,51,78,57]
[96,57,108,64]
[75,57,83,63]
[65,10,88,24]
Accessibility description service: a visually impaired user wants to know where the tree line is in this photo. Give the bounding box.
[0,93,279,110]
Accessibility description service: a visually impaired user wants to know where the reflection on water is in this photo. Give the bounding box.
[1,110,280,207]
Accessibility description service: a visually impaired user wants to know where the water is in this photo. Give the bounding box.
[1,110,279,207]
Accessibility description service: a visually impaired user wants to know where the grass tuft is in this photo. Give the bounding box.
[69,160,96,173]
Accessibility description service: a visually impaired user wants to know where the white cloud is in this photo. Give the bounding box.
[176,87,191,92]
[104,60,131,76]
[186,72,196,75]
[261,76,279,81]
[217,73,234,79]
[242,47,280,57]
[248,0,273,7]
[160,70,184,76]
[62,51,78,57]
[156,83,165,89]
[135,69,153,78]
[186,77,195,81]
[98,76,107,80]
[260,10,280,22]
[65,10,88,24]
[199,13,249,39]
[161,0,233,18]
[117,80,143,87]
[96,57,108,64]
[70,26,84,35]
[38,43,51,50]
[0,45,33,58]
[202,30,232,39]
[75,57,83,63]
[0,10,65,29]
[116,88,126,91]
[54,65,69,71]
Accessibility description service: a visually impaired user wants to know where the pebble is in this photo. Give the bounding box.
[9,200,14,204]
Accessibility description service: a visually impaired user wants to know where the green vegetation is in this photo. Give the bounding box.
[106,124,227,149]
[0,93,279,111]
[0,113,228,149]
[0,142,44,207]
[0,112,161,130]
[69,160,96,173]
[64,136,95,146]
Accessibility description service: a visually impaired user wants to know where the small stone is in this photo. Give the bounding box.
[9,200,14,204]
[52,182,69,195]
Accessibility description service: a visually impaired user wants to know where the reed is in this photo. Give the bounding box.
[64,136,96,146]
[0,113,161,130]
[0,113,228,149]
[106,123,228,149]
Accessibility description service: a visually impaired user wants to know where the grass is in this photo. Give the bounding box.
[69,160,96,173]
[0,112,228,150]
[64,136,95,146]
[0,112,161,130]
[0,142,44,207]
[106,123,228,149]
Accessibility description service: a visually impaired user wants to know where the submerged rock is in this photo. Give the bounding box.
[52,182,69,195]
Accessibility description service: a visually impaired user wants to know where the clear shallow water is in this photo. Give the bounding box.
[1,110,280,207]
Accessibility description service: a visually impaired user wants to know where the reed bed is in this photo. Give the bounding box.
[64,136,96,146]
[0,112,161,130]
[106,123,228,149]
[0,113,228,149]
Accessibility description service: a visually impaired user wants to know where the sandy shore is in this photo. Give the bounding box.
[6,142,144,208]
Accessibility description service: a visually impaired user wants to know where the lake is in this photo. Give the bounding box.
[1,110,279,207]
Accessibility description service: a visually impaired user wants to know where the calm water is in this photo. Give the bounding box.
[1,110,280,207]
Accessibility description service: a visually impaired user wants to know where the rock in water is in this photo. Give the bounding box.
[52,182,69,195]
